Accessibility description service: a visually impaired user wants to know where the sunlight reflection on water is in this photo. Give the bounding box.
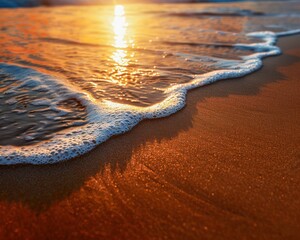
[111,5,130,87]
[0,2,299,149]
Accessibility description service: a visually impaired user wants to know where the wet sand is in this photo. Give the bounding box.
[0,35,299,240]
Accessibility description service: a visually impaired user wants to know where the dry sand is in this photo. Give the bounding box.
[0,35,299,240]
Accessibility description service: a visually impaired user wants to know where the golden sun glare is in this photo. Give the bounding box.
[110,5,130,86]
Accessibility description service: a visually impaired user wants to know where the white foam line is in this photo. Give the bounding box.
[0,29,300,165]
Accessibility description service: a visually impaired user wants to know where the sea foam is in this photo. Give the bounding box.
[0,29,299,165]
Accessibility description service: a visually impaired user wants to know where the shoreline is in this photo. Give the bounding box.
[0,35,299,239]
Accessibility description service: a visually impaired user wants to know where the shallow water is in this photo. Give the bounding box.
[0,2,299,164]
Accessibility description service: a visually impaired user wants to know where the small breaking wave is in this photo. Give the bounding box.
[1,29,299,165]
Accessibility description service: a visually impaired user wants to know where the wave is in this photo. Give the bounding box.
[0,0,109,7]
[2,0,299,8]
[165,9,266,18]
[1,29,299,165]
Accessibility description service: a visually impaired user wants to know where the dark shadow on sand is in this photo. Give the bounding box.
[0,36,299,212]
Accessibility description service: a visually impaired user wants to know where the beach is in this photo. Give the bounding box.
[0,34,299,239]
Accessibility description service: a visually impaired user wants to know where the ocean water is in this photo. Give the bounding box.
[0,2,299,164]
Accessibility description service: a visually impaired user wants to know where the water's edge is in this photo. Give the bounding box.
[1,29,300,165]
